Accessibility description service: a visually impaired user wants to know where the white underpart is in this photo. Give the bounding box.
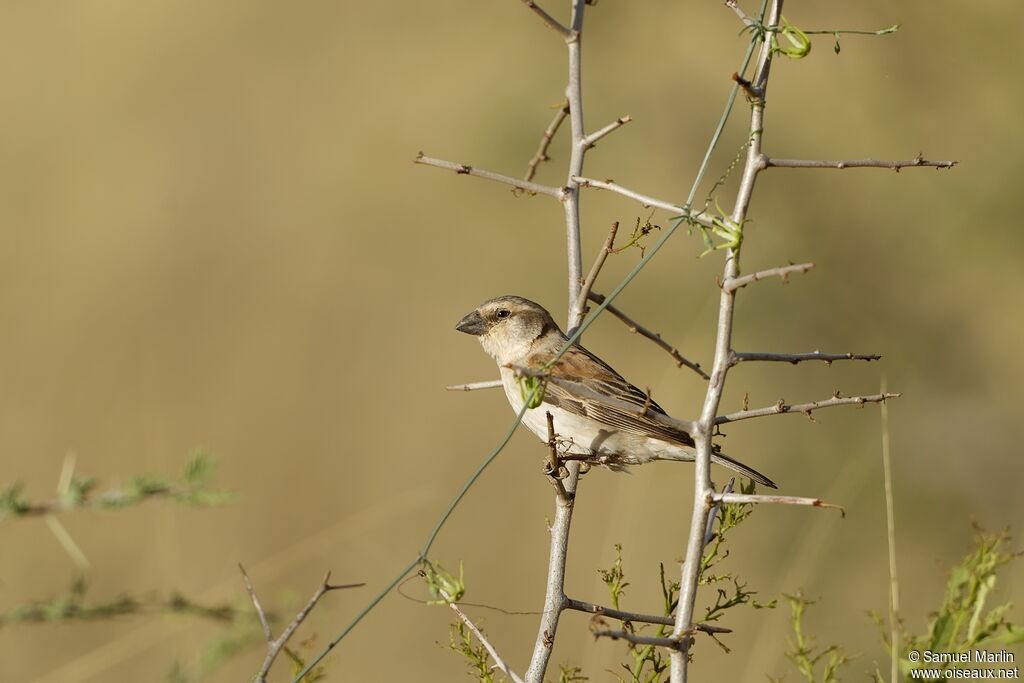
[497,366,696,467]
[478,322,696,467]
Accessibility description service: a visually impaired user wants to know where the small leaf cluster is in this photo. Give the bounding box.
[700,480,776,627]
[0,450,232,522]
[449,621,497,683]
[877,527,1022,681]
[769,592,851,683]
[599,545,676,683]
[603,483,770,683]
[422,559,466,605]
[0,575,240,629]
[611,216,661,259]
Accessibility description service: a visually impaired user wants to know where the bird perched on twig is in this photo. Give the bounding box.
[455,295,777,488]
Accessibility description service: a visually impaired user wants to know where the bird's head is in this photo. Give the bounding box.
[455,295,559,363]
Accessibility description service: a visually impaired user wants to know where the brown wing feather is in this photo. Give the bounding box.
[530,342,696,449]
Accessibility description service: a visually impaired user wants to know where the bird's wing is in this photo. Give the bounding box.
[529,343,696,449]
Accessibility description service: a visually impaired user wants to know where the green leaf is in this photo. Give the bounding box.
[517,374,547,409]
[999,623,1024,645]
[773,17,812,59]
[422,560,465,605]
[183,450,216,486]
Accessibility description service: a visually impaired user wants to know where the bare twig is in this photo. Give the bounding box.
[415,153,563,198]
[519,0,571,38]
[593,629,684,649]
[560,0,587,330]
[587,291,709,380]
[715,392,900,424]
[722,262,814,291]
[730,350,881,366]
[572,176,716,229]
[581,115,632,149]
[724,0,757,28]
[445,594,527,683]
[577,222,619,312]
[703,479,735,547]
[446,379,503,392]
[240,564,274,643]
[240,565,363,683]
[711,492,846,516]
[565,597,732,633]
[524,101,570,182]
[763,154,957,171]
[545,412,570,503]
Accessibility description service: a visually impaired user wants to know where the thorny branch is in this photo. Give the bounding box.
[524,101,570,183]
[715,392,900,425]
[730,350,881,365]
[415,153,562,198]
[587,291,709,380]
[519,0,571,38]
[669,2,784,679]
[593,629,685,649]
[581,115,632,149]
[415,1,950,681]
[577,221,620,314]
[722,262,814,291]
[711,492,845,516]
[545,411,571,504]
[240,565,363,683]
[565,597,732,633]
[526,0,605,677]
[572,175,717,229]
[763,154,957,171]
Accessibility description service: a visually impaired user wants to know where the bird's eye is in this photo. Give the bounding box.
[495,308,510,320]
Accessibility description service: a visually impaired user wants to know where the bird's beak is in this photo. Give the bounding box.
[455,310,488,336]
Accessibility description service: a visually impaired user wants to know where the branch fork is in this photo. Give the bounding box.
[240,565,363,683]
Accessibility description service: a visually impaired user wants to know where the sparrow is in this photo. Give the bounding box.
[455,295,777,488]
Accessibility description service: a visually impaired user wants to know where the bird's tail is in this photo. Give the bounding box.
[710,451,777,490]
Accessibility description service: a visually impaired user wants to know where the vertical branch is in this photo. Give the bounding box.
[527,2,588,682]
[668,1,783,681]
[525,467,579,683]
[564,0,587,333]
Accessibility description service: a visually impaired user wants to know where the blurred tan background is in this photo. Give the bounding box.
[1,1,1021,681]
